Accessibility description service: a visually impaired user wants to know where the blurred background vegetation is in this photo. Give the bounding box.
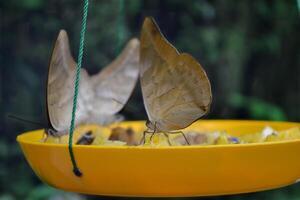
[1,0,300,199]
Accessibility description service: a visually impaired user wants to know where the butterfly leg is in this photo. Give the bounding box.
[140,129,157,145]
[140,130,151,145]
[169,131,190,145]
[149,131,156,143]
[140,122,158,145]
[41,130,48,142]
[149,122,158,144]
[178,131,190,145]
[140,131,146,145]
[163,132,172,146]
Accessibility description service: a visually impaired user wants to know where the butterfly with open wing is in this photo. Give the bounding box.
[45,30,140,143]
[140,17,212,145]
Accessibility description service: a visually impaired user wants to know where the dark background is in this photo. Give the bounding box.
[0,0,300,199]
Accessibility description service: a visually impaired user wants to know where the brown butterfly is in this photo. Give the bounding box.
[46,30,140,137]
[140,17,212,139]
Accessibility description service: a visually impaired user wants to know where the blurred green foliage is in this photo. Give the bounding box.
[228,93,288,121]
[0,0,300,199]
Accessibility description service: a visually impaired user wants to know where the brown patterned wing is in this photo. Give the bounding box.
[140,17,212,131]
[47,30,91,133]
[89,38,140,120]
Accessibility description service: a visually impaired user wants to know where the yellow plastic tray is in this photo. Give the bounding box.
[17,120,300,197]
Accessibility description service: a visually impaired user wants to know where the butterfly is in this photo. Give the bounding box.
[46,30,140,138]
[140,17,212,142]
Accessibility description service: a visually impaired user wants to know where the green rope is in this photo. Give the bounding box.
[297,0,300,14]
[68,0,89,177]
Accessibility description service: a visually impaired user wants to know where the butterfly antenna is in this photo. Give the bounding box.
[6,114,44,127]
[169,131,190,145]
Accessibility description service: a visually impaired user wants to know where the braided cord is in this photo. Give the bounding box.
[68,0,89,177]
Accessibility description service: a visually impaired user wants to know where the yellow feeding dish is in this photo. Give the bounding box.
[17,120,300,197]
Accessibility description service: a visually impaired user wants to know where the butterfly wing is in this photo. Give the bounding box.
[140,17,212,131]
[89,38,140,123]
[47,30,91,133]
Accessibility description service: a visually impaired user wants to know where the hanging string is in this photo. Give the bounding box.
[68,0,89,177]
[297,0,300,15]
[116,0,125,55]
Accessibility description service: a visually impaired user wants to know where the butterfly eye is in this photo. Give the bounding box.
[46,128,57,136]
[76,131,95,145]
[146,120,153,129]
